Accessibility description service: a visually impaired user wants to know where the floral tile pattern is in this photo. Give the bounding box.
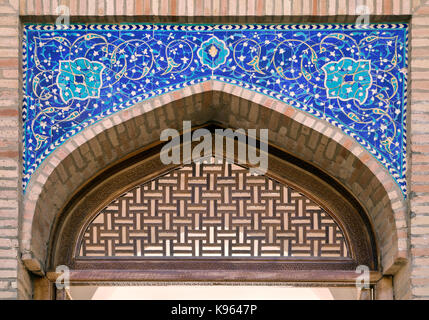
[322,57,372,104]
[56,58,105,103]
[22,24,408,196]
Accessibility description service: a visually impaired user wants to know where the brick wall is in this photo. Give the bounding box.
[17,0,415,18]
[0,0,22,300]
[0,0,428,299]
[411,1,429,300]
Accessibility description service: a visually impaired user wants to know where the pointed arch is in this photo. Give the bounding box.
[21,81,406,278]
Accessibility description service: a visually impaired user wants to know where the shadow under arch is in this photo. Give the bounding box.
[21,81,407,279]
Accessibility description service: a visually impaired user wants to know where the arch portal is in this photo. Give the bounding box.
[21,85,406,286]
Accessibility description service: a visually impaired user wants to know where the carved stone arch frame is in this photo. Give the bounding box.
[47,124,379,288]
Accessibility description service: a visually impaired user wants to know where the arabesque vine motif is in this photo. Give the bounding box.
[23,24,408,195]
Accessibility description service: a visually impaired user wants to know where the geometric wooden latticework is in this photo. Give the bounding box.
[78,158,349,258]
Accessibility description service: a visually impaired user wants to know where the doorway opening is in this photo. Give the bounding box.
[66,284,365,300]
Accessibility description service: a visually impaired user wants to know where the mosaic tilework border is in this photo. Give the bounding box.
[22,23,408,196]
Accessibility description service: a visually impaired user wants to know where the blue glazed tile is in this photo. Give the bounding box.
[22,23,408,197]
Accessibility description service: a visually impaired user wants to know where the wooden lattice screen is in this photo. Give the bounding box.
[78,158,349,258]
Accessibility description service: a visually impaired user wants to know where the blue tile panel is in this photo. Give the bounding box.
[23,24,408,196]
